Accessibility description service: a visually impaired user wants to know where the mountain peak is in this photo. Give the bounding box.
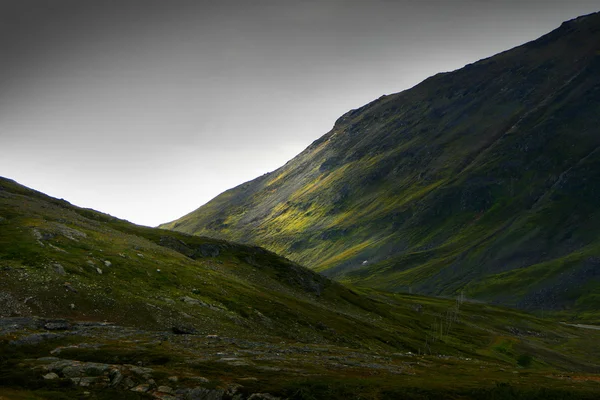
[162,13,600,315]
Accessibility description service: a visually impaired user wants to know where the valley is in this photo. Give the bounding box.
[1,177,600,398]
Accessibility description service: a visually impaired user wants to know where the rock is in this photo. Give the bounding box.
[172,325,198,335]
[131,384,151,393]
[104,260,112,267]
[157,386,175,394]
[64,282,78,293]
[248,394,281,400]
[52,263,66,275]
[10,333,63,346]
[197,244,220,257]
[167,376,179,383]
[43,372,59,380]
[226,384,243,396]
[86,260,95,266]
[189,376,209,383]
[180,296,206,306]
[96,268,103,274]
[181,387,224,400]
[44,321,71,331]
[62,366,85,378]
[79,377,101,387]
[84,363,111,376]
[109,369,123,387]
[153,393,178,400]
[128,365,154,379]
[123,377,136,389]
[37,357,61,362]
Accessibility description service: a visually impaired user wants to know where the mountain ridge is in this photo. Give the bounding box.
[161,11,600,318]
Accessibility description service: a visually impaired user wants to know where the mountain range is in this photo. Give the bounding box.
[161,12,600,319]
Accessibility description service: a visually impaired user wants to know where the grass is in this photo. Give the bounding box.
[2,168,600,399]
[158,12,600,323]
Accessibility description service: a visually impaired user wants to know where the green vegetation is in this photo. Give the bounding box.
[161,12,600,322]
[1,176,600,398]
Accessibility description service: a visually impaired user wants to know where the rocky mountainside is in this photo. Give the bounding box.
[3,176,600,399]
[161,12,600,317]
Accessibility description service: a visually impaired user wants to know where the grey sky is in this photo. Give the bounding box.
[1,0,598,226]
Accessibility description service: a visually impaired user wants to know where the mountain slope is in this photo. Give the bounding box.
[161,12,600,316]
[3,177,600,399]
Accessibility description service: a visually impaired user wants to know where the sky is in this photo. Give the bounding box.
[1,1,599,227]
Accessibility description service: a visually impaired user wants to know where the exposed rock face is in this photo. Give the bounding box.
[44,320,71,330]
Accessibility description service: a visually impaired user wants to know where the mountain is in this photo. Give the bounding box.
[3,176,600,399]
[161,12,600,317]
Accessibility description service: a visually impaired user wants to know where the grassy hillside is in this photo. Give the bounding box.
[2,176,600,399]
[161,12,600,318]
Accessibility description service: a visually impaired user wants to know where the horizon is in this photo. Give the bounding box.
[1,1,599,227]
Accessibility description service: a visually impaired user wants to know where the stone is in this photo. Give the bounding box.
[43,372,59,380]
[172,325,198,335]
[62,366,85,378]
[167,376,179,383]
[248,394,281,400]
[64,282,78,293]
[84,363,111,376]
[180,296,206,306]
[44,321,71,330]
[109,369,123,387]
[52,263,66,275]
[157,386,175,394]
[183,387,224,400]
[123,377,136,389]
[96,268,103,274]
[189,376,209,383]
[153,393,178,400]
[37,357,61,362]
[131,384,150,393]
[104,260,112,267]
[128,365,154,379]
[10,333,63,346]
[79,377,99,387]
[226,384,243,396]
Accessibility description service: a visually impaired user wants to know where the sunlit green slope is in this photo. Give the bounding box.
[162,12,600,317]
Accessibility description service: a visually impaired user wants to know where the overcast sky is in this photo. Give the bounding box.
[1,1,598,227]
